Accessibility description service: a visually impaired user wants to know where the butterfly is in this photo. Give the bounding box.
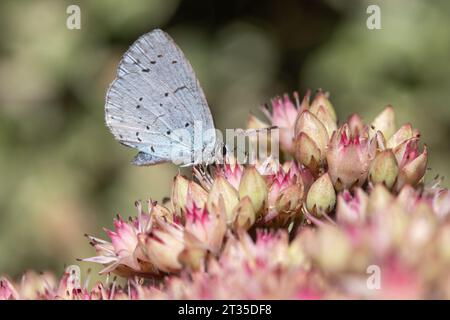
[105,29,218,166]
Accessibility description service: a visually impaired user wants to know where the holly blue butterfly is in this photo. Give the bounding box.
[105,29,218,166]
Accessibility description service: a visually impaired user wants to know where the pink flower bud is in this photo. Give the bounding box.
[266,168,304,225]
[267,93,300,153]
[108,217,139,260]
[311,104,337,138]
[186,199,227,255]
[186,181,208,210]
[273,183,304,224]
[336,188,368,225]
[141,221,184,273]
[309,89,337,122]
[294,111,329,171]
[327,124,374,191]
[347,114,366,138]
[387,123,420,149]
[216,159,244,191]
[394,139,428,189]
[295,111,329,155]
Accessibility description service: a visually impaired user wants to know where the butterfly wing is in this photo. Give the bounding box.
[105,29,215,165]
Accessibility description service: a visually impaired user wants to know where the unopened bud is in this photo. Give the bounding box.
[233,196,256,230]
[306,173,336,216]
[171,175,189,216]
[207,176,239,223]
[396,144,428,190]
[371,105,396,140]
[309,90,337,122]
[387,123,419,149]
[186,181,208,209]
[369,149,399,189]
[238,167,268,214]
[293,132,321,173]
[294,111,329,155]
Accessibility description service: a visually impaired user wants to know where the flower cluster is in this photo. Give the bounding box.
[2,90,449,300]
[146,183,450,299]
[0,266,161,300]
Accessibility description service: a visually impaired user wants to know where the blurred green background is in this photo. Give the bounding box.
[0,0,449,278]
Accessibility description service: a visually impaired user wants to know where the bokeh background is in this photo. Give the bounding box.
[0,0,449,278]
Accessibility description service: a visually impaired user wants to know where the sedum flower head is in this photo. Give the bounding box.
[1,89,447,300]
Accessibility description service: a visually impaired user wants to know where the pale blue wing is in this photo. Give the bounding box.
[105,29,216,165]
